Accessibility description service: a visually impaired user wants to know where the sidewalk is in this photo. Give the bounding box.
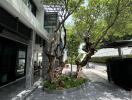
[0,74,40,100]
[0,77,26,100]
[25,66,131,100]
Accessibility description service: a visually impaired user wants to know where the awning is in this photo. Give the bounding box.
[103,40,132,48]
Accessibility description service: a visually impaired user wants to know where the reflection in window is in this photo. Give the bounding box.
[16,51,26,77]
[18,51,26,58]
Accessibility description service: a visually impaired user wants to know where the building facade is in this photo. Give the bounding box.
[0,0,50,89]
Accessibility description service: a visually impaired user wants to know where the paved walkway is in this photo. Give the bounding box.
[25,64,132,100]
[0,75,39,100]
[26,83,131,100]
[0,63,131,100]
[0,77,26,100]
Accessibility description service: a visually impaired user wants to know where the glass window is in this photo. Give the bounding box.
[44,12,58,26]
[18,51,26,58]
[16,50,26,77]
[22,0,37,16]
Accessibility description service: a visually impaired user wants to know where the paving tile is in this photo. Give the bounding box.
[26,67,131,100]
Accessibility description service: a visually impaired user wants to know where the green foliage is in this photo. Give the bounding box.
[43,80,56,90]
[90,56,118,63]
[73,0,132,48]
[103,0,132,43]
[43,75,87,90]
[73,0,108,42]
[66,25,81,64]
[59,75,87,88]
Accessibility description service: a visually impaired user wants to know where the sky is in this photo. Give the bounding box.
[65,15,74,25]
[65,0,88,25]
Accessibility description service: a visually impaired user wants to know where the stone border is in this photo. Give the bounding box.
[43,81,89,94]
[23,86,38,100]
[12,79,42,100]
[12,85,38,100]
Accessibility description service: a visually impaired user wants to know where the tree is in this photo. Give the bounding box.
[67,25,80,63]
[66,25,80,75]
[73,0,132,77]
[41,0,84,82]
[102,3,132,44]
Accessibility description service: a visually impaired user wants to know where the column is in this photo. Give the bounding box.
[26,31,36,89]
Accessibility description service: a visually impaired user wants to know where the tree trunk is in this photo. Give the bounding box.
[46,54,55,82]
[26,31,35,89]
[76,64,81,78]
[75,49,94,77]
[70,57,73,76]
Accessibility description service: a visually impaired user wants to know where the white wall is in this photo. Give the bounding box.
[92,47,132,57]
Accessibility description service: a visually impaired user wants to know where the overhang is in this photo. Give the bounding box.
[103,40,132,48]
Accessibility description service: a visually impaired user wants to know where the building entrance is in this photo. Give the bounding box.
[0,36,27,86]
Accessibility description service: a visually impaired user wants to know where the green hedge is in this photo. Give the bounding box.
[90,55,132,64]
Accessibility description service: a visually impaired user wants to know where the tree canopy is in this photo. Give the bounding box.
[66,24,81,64]
[73,0,132,48]
[41,0,132,80]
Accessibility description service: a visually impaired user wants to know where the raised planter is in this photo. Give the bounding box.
[43,81,89,94]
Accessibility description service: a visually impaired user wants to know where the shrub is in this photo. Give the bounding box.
[43,81,56,90]
[43,75,87,90]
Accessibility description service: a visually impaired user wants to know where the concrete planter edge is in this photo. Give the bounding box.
[43,81,89,94]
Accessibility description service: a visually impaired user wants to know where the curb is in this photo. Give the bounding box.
[12,86,38,100]
[12,79,42,100]
[23,86,38,100]
[43,81,89,94]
